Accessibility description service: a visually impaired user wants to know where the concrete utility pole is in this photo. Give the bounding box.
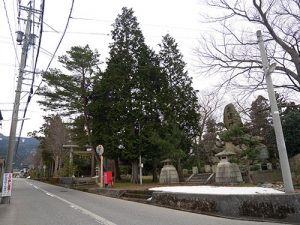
[139,155,142,185]
[256,30,294,193]
[2,3,35,204]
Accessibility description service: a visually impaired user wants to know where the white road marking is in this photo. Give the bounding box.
[46,192,54,197]
[25,181,116,225]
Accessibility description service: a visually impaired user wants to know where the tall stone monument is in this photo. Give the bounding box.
[223,103,243,130]
[215,103,243,184]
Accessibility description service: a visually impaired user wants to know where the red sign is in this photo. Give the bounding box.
[2,173,12,196]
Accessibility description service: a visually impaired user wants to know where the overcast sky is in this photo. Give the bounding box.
[0,0,216,137]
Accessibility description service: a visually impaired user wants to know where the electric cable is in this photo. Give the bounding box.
[33,0,75,97]
[2,0,20,64]
[15,0,44,159]
[15,0,75,159]
[71,16,202,32]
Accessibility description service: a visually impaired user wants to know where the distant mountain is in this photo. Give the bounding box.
[0,133,40,169]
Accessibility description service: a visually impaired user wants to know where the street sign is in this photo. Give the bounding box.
[2,173,12,197]
[96,145,104,156]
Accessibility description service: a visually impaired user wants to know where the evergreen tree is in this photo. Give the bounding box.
[37,45,100,165]
[281,111,300,157]
[91,7,165,183]
[267,100,300,158]
[159,34,200,141]
[158,34,200,176]
[201,117,219,164]
[249,95,271,137]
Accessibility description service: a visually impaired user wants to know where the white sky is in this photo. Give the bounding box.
[1,0,217,137]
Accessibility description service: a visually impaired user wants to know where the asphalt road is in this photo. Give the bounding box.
[0,179,286,225]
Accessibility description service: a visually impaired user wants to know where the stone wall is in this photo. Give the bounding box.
[97,188,126,198]
[151,192,300,222]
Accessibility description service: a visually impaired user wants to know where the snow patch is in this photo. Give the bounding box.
[149,186,284,195]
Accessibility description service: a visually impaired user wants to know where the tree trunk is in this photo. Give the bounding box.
[58,155,63,175]
[152,159,159,182]
[48,161,53,177]
[176,158,183,179]
[53,155,59,177]
[246,161,253,184]
[114,158,122,181]
[131,161,139,184]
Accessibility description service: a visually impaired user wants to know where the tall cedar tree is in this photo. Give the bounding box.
[267,100,300,158]
[249,95,271,138]
[38,45,100,175]
[91,8,166,183]
[158,34,200,176]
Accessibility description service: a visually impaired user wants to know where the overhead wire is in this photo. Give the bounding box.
[70,16,203,32]
[14,0,75,159]
[15,0,44,159]
[33,0,75,98]
[43,30,110,36]
[15,0,43,158]
[2,0,20,64]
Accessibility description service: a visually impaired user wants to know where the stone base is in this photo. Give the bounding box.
[215,162,243,183]
[159,165,179,184]
[151,192,300,222]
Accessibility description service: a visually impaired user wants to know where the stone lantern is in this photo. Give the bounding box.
[159,159,179,184]
[215,143,243,184]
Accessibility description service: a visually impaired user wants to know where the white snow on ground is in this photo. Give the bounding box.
[149,186,285,195]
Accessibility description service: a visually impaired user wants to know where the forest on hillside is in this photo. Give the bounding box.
[0,134,39,169]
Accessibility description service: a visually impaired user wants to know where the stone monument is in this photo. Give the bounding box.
[215,103,243,184]
[215,142,243,183]
[223,103,243,130]
[159,159,179,184]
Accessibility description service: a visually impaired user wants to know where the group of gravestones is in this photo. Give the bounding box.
[159,103,271,185]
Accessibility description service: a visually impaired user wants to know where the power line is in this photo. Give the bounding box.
[2,0,20,64]
[16,0,45,140]
[33,0,75,98]
[13,0,75,154]
[40,18,59,33]
[14,0,45,158]
[43,30,110,36]
[40,46,54,57]
[70,16,202,32]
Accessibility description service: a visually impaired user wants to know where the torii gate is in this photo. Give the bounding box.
[62,144,95,177]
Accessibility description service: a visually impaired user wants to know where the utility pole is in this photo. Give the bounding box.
[2,3,35,204]
[256,30,294,193]
[139,155,142,185]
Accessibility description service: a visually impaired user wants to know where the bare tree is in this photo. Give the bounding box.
[196,0,300,93]
[198,90,223,139]
[44,115,69,177]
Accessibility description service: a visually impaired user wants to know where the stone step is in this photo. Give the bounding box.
[186,173,214,184]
